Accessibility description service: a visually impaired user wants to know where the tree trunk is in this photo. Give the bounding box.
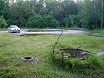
[66,17,68,28]
[101,0,104,30]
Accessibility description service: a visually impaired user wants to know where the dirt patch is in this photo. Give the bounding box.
[21,57,39,64]
[97,47,104,56]
[0,61,8,67]
[54,48,91,60]
[97,52,104,56]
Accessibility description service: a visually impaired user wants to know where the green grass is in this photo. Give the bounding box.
[0,28,7,31]
[88,29,104,37]
[64,27,84,30]
[0,33,104,78]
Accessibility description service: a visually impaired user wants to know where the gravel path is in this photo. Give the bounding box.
[97,52,104,56]
[97,47,104,56]
[17,29,86,35]
[0,29,86,35]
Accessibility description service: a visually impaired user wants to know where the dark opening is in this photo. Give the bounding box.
[23,57,32,60]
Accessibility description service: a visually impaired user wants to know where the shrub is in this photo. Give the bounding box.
[80,15,100,30]
[68,15,81,28]
[26,14,42,28]
[51,53,102,69]
[7,18,26,27]
[26,14,60,28]
[43,15,60,28]
[7,19,19,26]
[0,16,7,28]
[60,15,81,28]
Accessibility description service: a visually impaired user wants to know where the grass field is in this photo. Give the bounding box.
[0,32,104,78]
[88,29,104,37]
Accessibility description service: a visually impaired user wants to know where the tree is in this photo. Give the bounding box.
[68,14,81,27]
[1,0,103,29]
[26,14,59,28]
[0,0,7,15]
[79,0,103,29]
[0,16,7,28]
[100,0,104,30]
[46,0,79,27]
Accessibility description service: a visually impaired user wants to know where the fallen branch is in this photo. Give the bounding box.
[52,30,63,53]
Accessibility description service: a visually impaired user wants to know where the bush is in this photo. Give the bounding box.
[51,53,102,69]
[7,19,19,26]
[68,15,81,28]
[80,14,100,30]
[0,16,7,28]
[7,18,26,27]
[82,18,100,30]
[26,14,60,28]
[60,15,81,28]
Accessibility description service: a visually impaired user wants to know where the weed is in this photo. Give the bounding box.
[0,33,104,78]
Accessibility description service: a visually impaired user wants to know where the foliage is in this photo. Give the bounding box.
[0,0,104,29]
[0,16,7,28]
[79,0,103,29]
[26,14,60,28]
[52,53,102,69]
[0,0,7,15]
[7,18,26,27]
[63,15,81,28]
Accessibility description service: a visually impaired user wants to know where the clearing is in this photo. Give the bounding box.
[0,30,104,78]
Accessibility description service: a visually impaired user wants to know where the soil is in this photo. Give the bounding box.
[22,57,39,64]
[54,48,91,60]
[0,61,8,67]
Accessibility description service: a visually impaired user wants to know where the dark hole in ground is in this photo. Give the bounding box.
[22,57,39,64]
[23,57,32,60]
[54,48,91,60]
